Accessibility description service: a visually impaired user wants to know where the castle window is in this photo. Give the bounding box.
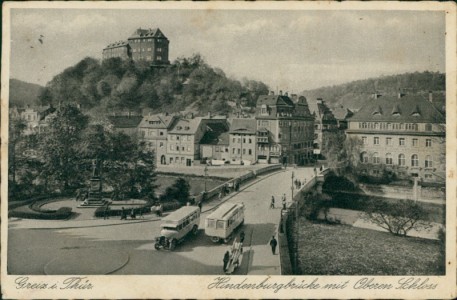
[411,154,419,167]
[399,138,405,146]
[425,155,433,168]
[360,152,368,163]
[374,137,379,145]
[386,153,393,165]
[362,137,367,145]
[386,138,392,146]
[398,154,405,166]
[412,138,418,147]
[426,139,432,147]
[373,152,380,164]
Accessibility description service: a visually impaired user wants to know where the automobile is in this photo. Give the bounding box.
[154,206,200,251]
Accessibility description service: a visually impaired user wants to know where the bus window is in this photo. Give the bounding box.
[216,220,225,229]
[207,219,215,228]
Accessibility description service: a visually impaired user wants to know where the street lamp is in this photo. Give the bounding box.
[204,165,208,192]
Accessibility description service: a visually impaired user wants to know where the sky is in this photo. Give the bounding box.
[9,8,446,92]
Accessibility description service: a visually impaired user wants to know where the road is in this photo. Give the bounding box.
[8,167,315,275]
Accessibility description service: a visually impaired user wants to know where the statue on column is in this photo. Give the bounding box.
[92,158,100,177]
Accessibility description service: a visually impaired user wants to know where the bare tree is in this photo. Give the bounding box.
[363,199,432,237]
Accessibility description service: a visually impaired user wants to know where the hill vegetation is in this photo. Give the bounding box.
[9,79,44,107]
[37,54,269,116]
[302,71,445,110]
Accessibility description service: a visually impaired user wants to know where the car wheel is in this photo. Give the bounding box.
[169,239,177,251]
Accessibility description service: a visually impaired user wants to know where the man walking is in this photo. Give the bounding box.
[282,193,287,210]
[270,196,275,209]
[223,250,230,272]
[269,235,278,255]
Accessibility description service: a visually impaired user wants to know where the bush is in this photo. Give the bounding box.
[9,205,72,220]
[363,199,431,237]
[94,204,151,218]
[302,193,331,221]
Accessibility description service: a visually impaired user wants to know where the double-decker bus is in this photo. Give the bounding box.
[205,202,244,243]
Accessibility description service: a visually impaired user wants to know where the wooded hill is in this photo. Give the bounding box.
[302,71,445,110]
[9,79,44,107]
[35,54,269,117]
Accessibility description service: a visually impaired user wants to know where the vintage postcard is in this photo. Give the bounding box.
[1,1,456,299]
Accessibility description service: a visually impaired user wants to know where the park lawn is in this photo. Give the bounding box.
[297,219,444,275]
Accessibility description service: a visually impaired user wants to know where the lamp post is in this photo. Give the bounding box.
[204,165,208,192]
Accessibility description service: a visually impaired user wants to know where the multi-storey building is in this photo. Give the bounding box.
[167,115,229,166]
[138,113,178,166]
[229,118,257,164]
[107,115,143,137]
[200,123,230,162]
[102,27,170,65]
[310,98,339,159]
[255,92,314,165]
[346,93,445,182]
[102,41,130,60]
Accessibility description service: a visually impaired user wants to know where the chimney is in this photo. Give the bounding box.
[428,91,433,103]
[279,90,283,96]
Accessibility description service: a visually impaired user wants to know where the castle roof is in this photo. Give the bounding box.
[348,94,445,123]
[128,28,167,39]
[104,40,129,50]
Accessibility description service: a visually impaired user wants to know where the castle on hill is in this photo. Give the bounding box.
[102,27,170,66]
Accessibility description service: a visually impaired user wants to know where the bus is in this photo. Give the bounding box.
[205,202,245,243]
[154,206,200,251]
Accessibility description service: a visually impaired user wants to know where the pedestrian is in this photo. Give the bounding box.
[282,193,287,210]
[240,231,245,243]
[198,201,202,211]
[269,235,278,255]
[104,205,110,220]
[139,208,144,219]
[320,165,323,171]
[223,250,230,272]
[121,207,127,220]
[130,208,136,219]
[270,196,275,209]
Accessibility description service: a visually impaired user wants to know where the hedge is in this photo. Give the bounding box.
[9,206,73,220]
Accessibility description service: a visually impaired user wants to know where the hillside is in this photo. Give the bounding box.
[38,54,269,117]
[302,72,445,110]
[9,79,44,107]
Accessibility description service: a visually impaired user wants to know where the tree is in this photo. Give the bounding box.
[363,199,432,237]
[324,133,362,182]
[160,177,191,205]
[39,104,89,191]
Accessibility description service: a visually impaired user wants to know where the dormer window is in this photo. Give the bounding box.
[372,105,383,116]
[261,104,268,115]
[391,104,401,116]
[177,126,182,130]
[185,126,190,130]
[411,105,421,117]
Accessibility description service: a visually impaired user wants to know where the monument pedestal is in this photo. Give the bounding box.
[80,177,106,207]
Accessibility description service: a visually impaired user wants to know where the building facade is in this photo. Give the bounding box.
[229,118,257,165]
[167,116,229,166]
[255,92,314,165]
[103,28,170,65]
[346,93,445,182]
[311,98,339,159]
[138,113,178,166]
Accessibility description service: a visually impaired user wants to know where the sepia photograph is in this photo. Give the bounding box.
[1,1,456,299]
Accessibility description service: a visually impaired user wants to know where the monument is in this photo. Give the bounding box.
[80,159,106,207]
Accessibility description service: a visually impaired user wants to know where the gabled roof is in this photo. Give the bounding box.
[348,94,445,123]
[200,130,229,145]
[168,117,202,134]
[138,113,176,129]
[230,118,257,134]
[108,116,143,128]
[257,95,295,107]
[128,28,167,39]
[104,41,129,50]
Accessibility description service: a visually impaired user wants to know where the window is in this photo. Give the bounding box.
[169,145,173,151]
[249,138,252,144]
[425,155,433,168]
[243,149,246,155]
[160,131,164,136]
[398,154,405,166]
[399,138,405,146]
[386,138,392,146]
[233,138,236,143]
[232,148,235,154]
[248,149,252,155]
[360,152,368,163]
[243,138,246,143]
[157,56,162,61]
[237,149,240,155]
[373,152,380,164]
[362,137,367,145]
[411,154,419,167]
[412,139,418,147]
[157,48,162,52]
[425,124,432,131]
[426,139,432,147]
[160,142,163,148]
[386,153,393,165]
[424,174,433,179]
[374,137,380,145]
